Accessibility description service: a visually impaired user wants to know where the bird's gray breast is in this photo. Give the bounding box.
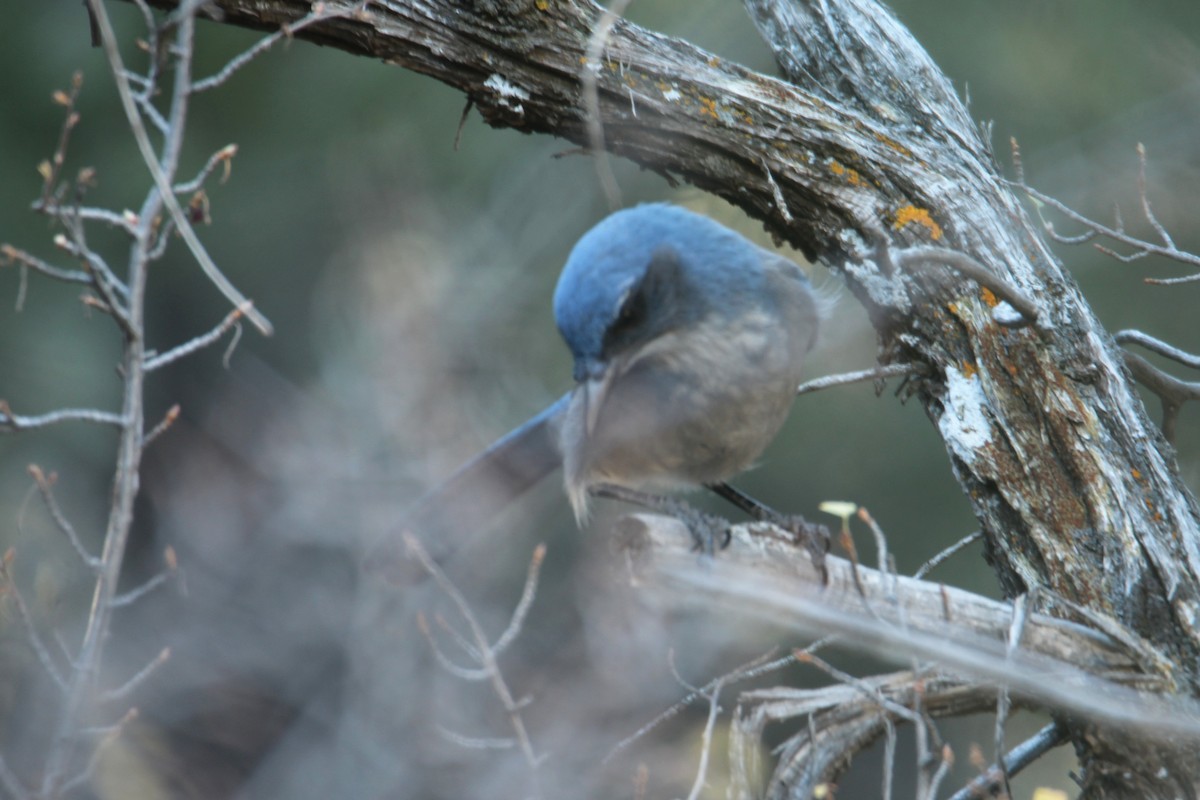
[566,305,803,495]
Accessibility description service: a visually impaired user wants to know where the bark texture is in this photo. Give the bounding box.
[140,0,1200,794]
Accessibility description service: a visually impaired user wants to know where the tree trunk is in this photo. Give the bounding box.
[139,0,1200,794]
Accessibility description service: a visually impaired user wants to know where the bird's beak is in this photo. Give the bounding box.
[580,361,618,438]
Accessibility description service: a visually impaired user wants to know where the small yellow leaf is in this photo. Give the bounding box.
[1032,790,1068,800]
[818,501,858,519]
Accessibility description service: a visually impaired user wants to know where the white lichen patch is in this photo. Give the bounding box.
[939,365,992,460]
[843,256,912,314]
[483,73,530,114]
[661,87,682,102]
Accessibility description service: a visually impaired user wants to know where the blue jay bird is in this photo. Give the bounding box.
[369,203,825,576]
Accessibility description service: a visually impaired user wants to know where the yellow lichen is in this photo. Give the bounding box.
[829,160,862,186]
[893,205,943,240]
[699,97,719,119]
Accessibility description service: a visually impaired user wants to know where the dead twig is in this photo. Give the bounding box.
[581,0,633,211]
[404,533,546,795]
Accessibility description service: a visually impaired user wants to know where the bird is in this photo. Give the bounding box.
[366,202,824,578]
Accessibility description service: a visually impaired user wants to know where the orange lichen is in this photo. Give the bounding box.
[961,361,978,378]
[829,160,863,186]
[980,286,999,307]
[874,131,914,159]
[893,205,943,240]
[699,97,719,119]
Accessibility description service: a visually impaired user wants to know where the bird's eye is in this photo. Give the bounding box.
[618,298,635,321]
[615,290,643,329]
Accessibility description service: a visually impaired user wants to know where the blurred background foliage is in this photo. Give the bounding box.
[1,1,1199,797]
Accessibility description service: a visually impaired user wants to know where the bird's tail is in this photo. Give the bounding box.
[363,393,569,582]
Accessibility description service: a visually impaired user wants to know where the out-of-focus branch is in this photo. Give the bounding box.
[4,3,315,794]
[1121,350,1200,444]
[948,721,1069,800]
[406,534,546,798]
[794,363,921,397]
[619,514,1160,691]
[89,0,273,335]
[1015,140,1200,284]
[617,512,1195,791]
[0,404,125,435]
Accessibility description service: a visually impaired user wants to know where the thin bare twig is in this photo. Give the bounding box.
[87,0,273,335]
[684,678,724,800]
[39,2,201,789]
[144,303,250,371]
[492,544,546,655]
[0,244,91,287]
[0,552,67,692]
[881,715,897,800]
[37,72,84,209]
[1135,143,1174,250]
[582,0,633,211]
[173,143,238,194]
[925,744,954,800]
[58,708,138,796]
[415,613,490,681]
[142,404,181,448]
[37,204,138,237]
[1122,351,1200,444]
[1015,144,1200,283]
[605,647,799,764]
[52,225,134,334]
[795,362,921,396]
[913,531,983,580]
[27,466,99,570]
[191,1,362,93]
[109,570,171,609]
[436,727,516,750]
[798,647,942,798]
[100,647,171,704]
[947,721,1068,800]
[892,245,1044,329]
[994,592,1034,799]
[404,533,545,792]
[0,404,125,435]
[431,611,483,663]
[1116,330,1200,371]
[762,156,794,224]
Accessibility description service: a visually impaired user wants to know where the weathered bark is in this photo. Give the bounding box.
[140,0,1200,794]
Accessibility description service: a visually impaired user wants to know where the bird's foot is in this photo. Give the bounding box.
[763,513,831,584]
[705,482,831,583]
[671,503,732,556]
[590,483,731,556]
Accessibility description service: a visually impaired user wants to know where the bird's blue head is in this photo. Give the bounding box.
[552,203,764,382]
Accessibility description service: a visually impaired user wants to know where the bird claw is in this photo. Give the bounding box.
[674,506,732,556]
[749,512,831,585]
